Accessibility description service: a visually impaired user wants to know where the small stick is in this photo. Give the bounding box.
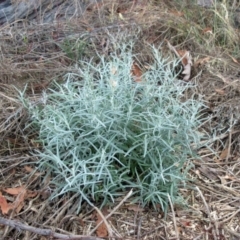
[196,187,217,240]
[196,187,211,217]
[224,226,240,238]
[137,217,142,240]
[0,217,103,240]
[168,194,179,240]
[226,113,233,163]
[165,39,181,58]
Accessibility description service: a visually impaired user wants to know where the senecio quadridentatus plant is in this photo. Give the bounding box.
[20,44,205,213]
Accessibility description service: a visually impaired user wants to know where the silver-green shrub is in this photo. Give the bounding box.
[21,44,204,212]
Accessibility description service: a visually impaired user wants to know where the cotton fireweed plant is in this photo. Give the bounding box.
[20,44,205,213]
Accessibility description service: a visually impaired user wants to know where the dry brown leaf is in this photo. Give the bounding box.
[14,190,26,214]
[24,165,42,177]
[131,62,142,82]
[127,204,144,212]
[24,166,34,173]
[3,186,26,195]
[26,190,38,198]
[39,188,51,200]
[220,148,228,160]
[181,220,192,227]
[215,88,225,95]
[166,41,192,81]
[30,139,40,148]
[95,209,108,237]
[202,27,213,34]
[116,6,128,14]
[3,186,37,214]
[177,50,192,81]
[4,187,27,214]
[10,169,16,175]
[227,54,239,64]
[194,57,210,67]
[79,218,85,227]
[51,31,59,40]
[0,192,11,215]
[0,194,25,215]
[182,63,192,81]
[177,50,189,66]
[169,10,184,17]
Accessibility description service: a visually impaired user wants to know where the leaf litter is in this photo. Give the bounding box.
[1,0,240,239]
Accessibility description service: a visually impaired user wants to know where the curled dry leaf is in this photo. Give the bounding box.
[166,40,192,81]
[177,50,192,81]
[194,57,210,67]
[202,27,213,34]
[131,62,142,82]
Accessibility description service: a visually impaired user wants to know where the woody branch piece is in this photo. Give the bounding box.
[0,217,104,240]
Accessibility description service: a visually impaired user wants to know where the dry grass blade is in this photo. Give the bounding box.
[167,194,179,240]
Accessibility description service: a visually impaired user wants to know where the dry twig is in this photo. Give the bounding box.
[90,189,133,235]
[0,217,103,240]
[167,194,179,240]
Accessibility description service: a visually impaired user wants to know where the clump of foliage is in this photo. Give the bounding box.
[20,44,204,212]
